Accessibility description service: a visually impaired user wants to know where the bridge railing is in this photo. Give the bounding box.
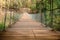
[38,0,60,31]
[0,8,20,31]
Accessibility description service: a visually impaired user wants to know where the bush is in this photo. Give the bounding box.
[0,23,4,31]
[53,17,60,31]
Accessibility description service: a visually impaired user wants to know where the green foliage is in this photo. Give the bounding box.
[53,10,60,31]
[30,4,36,10]
[53,18,60,31]
[0,23,4,31]
[36,0,60,31]
[6,0,20,10]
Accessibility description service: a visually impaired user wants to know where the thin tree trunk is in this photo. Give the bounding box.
[44,1,47,27]
[3,9,7,31]
[50,0,53,28]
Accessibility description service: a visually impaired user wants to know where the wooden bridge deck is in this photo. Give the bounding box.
[0,13,60,40]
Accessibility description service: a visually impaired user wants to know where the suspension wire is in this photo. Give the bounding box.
[9,0,15,27]
[44,0,47,27]
[36,0,41,21]
[50,0,53,28]
[9,10,11,27]
[8,0,13,27]
[36,0,44,25]
[12,10,15,24]
[3,0,7,31]
[40,0,43,23]
[0,0,3,24]
[9,0,12,27]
